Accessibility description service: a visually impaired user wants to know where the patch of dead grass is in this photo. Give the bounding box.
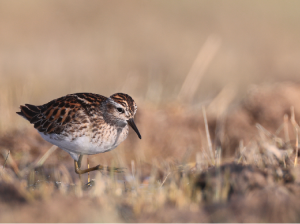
[1,82,300,222]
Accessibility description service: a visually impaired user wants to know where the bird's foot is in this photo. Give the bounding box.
[106,166,126,173]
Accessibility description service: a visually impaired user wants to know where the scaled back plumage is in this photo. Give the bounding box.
[17,93,108,134]
[17,92,139,135]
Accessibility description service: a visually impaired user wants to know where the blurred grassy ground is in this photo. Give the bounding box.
[1,0,300,222]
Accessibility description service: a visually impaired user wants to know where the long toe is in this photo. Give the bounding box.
[106,166,127,173]
[95,164,104,171]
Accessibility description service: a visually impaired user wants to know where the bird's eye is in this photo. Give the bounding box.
[117,108,124,113]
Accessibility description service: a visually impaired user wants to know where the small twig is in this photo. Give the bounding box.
[294,128,298,167]
[237,140,245,164]
[131,160,135,179]
[160,172,171,187]
[291,106,300,129]
[291,106,299,167]
[1,150,20,176]
[202,106,214,165]
[283,114,290,144]
[275,123,284,136]
[3,150,10,169]
[256,123,273,138]
[196,152,201,172]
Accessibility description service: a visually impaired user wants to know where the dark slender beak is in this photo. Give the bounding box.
[127,118,142,139]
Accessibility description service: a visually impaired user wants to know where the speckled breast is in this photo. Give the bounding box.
[91,124,129,151]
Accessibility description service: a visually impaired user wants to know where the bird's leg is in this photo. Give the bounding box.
[87,156,90,183]
[74,158,125,175]
[76,155,83,181]
[77,155,83,169]
[74,159,104,175]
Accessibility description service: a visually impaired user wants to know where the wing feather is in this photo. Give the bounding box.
[16,93,107,134]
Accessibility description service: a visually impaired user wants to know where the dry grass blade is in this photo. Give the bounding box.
[178,35,221,103]
[284,114,290,145]
[1,149,20,176]
[207,84,237,118]
[3,150,10,169]
[294,128,298,167]
[18,145,58,177]
[160,172,171,187]
[256,123,273,138]
[35,145,58,167]
[237,140,245,164]
[291,106,299,167]
[202,106,214,165]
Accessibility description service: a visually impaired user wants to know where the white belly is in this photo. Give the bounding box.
[38,125,128,161]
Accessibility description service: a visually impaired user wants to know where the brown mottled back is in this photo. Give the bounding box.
[17,93,108,134]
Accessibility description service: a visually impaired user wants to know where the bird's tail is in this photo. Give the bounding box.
[16,104,41,123]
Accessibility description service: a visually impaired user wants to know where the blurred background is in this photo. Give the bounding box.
[1,0,300,165]
[1,0,300,130]
[2,1,300,222]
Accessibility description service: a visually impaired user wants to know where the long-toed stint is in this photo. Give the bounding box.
[17,92,141,175]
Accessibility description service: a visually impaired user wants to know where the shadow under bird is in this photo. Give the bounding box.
[17,92,141,174]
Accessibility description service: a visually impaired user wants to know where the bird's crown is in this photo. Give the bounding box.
[109,93,137,116]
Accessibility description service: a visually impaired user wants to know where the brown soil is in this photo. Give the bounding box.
[1,82,300,222]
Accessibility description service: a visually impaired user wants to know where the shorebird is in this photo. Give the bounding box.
[17,92,141,174]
